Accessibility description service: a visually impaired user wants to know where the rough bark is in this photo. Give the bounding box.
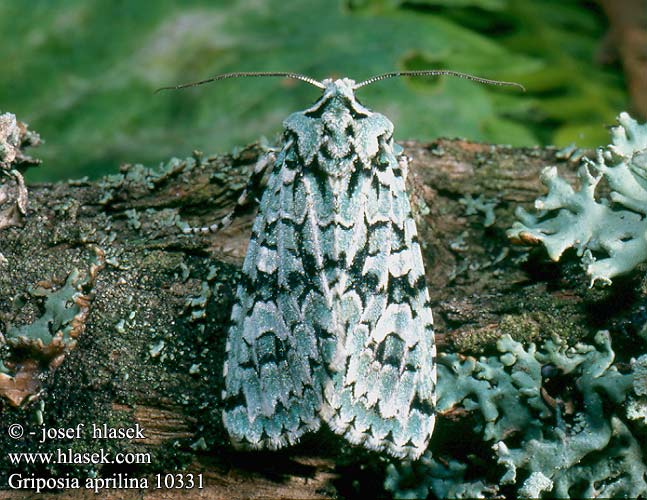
[0,138,640,499]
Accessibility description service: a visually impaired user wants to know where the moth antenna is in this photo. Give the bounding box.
[155,71,325,93]
[353,70,525,91]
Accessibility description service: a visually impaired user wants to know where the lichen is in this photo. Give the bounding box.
[385,455,495,499]
[385,331,645,499]
[0,111,41,231]
[509,112,647,285]
[632,354,647,396]
[0,245,104,407]
[183,265,221,325]
[627,354,647,424]
[124,208,142,230]
[0,113,22,166]
[460,193,498,227]
[97,154,197,206]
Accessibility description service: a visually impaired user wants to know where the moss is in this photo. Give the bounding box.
[499,312,542,343]
[499,311,587,346]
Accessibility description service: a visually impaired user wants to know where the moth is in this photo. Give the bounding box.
[161,71,523,459]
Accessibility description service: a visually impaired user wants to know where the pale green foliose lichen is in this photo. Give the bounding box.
[384,454,496,499]
[460,194,498,227]
[508,112,647,285]
[6,270,85,348]
[385,331,647,499]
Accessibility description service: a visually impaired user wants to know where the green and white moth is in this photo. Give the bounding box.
[162,71,523,459]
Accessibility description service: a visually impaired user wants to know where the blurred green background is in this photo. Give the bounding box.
[0,0,631,182]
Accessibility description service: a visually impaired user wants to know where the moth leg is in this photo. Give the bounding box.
[183,151,276,234]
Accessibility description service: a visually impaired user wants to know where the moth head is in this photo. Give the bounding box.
[306,78,372,117]
[322,78,356,96]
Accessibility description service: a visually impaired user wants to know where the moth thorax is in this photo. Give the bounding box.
[313,115,354,178]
